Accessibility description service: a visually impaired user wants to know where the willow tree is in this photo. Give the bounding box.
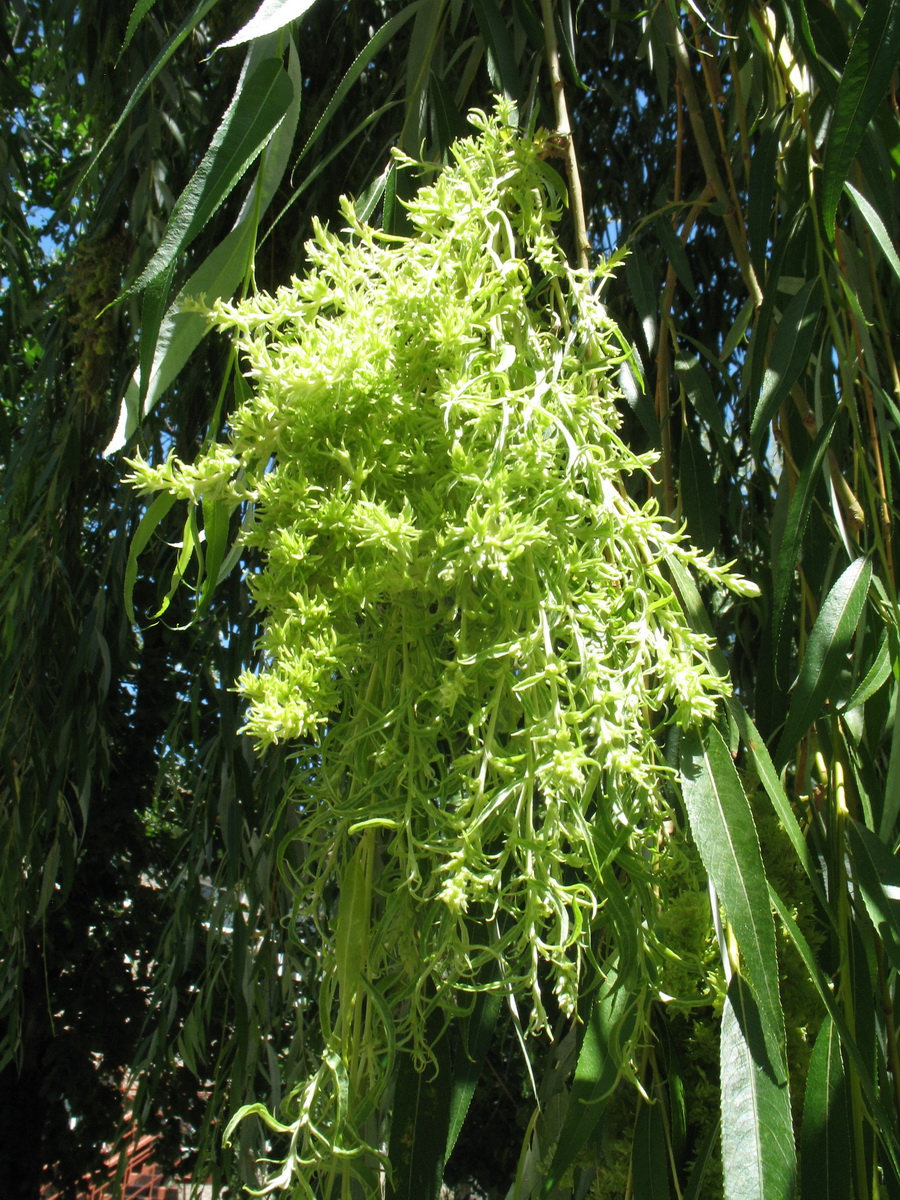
[3,1,900,1198]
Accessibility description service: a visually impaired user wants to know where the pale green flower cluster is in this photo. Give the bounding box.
[129,104,756,1191]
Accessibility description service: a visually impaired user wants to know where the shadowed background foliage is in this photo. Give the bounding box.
[2,1,900,1197]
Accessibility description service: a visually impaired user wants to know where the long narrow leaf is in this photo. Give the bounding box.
[726,697,835,928]
[681,726,785,1057]
[845,180,900,285]
[387,1022,452,1200]
[822,0,900,237]
[846,820,900,974]
[127,55,294,300]
[218,0,320,49]
[776,556,872,767]
[720,975,796,1200]
[750,279,822,458]
[771,406,840,671]
[538,974,637,1198]
[632,1098,672,1200]
[83,0,220,182]
[800,1016,852,1200]
[124,492,177,625]
[769,885,900,1177]
[107,36,303,452]
[445,988,502,1158]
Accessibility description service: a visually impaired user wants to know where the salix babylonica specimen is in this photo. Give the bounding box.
[128,104,756,1194]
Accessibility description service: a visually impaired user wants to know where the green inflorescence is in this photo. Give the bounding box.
[128,103,757,1195]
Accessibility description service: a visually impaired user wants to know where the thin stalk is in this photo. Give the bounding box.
[669,14,762,308]
[540,0,590,271]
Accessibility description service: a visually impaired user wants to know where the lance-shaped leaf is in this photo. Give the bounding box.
[539,973,637,1198]
[387,1017,452,1200]
[800,1015,852,1200]
[770,886,900,1170]
[845,180,900,285]
[776,556,871,767]
[632,1097,672,1200]
[750,279,822,458]
[127,50,293,421]
[218,0,321,51]
[822,0,900,237]
[681,726,785,1061]
[726,698,835,926]
[129,55,294,300]
[771,406,840,673]
[85,0,219,181]
[847,819,900,974]
[720,975,796,1200]
[445,986,502,1159]
[106,36,303,453]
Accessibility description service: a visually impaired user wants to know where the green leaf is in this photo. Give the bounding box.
[293,1,423,165]
[402,0,449,154]
[748,113,786,279]
[682,1118,720,1200]
[83,0,219,182]
[822,0,900,237]
[107,36,304,451]
[844,181,900,285]
[722,295,755,360]
[197,497,233,613]
[387,1020,452,1200]
[121,0,160,56]
[334,834,372,1002]
[538,974,637,1198]
[840,631,892,713]
[776,556,872,766]
[769,887,900,1177]
[656,215,697,300]
[800,1016,852,1200]
[124,492,177,625]
[445,987,502,1158]
[720,975,796,1200]
[632,1098,672,1200]
[679,427,718,553]
[681,726,784,1057]
[675,353,729,450]
[625,247,658,360]
[726,698,835,927]
[471,0,522,101]
[750,279,822,458]
[37,838,61,921]
[771,406,840,672]
[128,56,294,300]
[129,51,292,418]
[218,0,321,50]
[847,820,900,974]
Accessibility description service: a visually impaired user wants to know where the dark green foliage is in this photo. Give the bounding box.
[4,0,900,1197]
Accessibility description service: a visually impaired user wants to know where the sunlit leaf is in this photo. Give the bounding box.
[218,0,321,50]
[720,975,796,1200]
[776,556,872,766]
[681,726,784,1054]
[847,820,900,974]
[844,180,900,284]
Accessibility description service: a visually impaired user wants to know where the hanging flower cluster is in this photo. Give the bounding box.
[128,103,755,1193]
